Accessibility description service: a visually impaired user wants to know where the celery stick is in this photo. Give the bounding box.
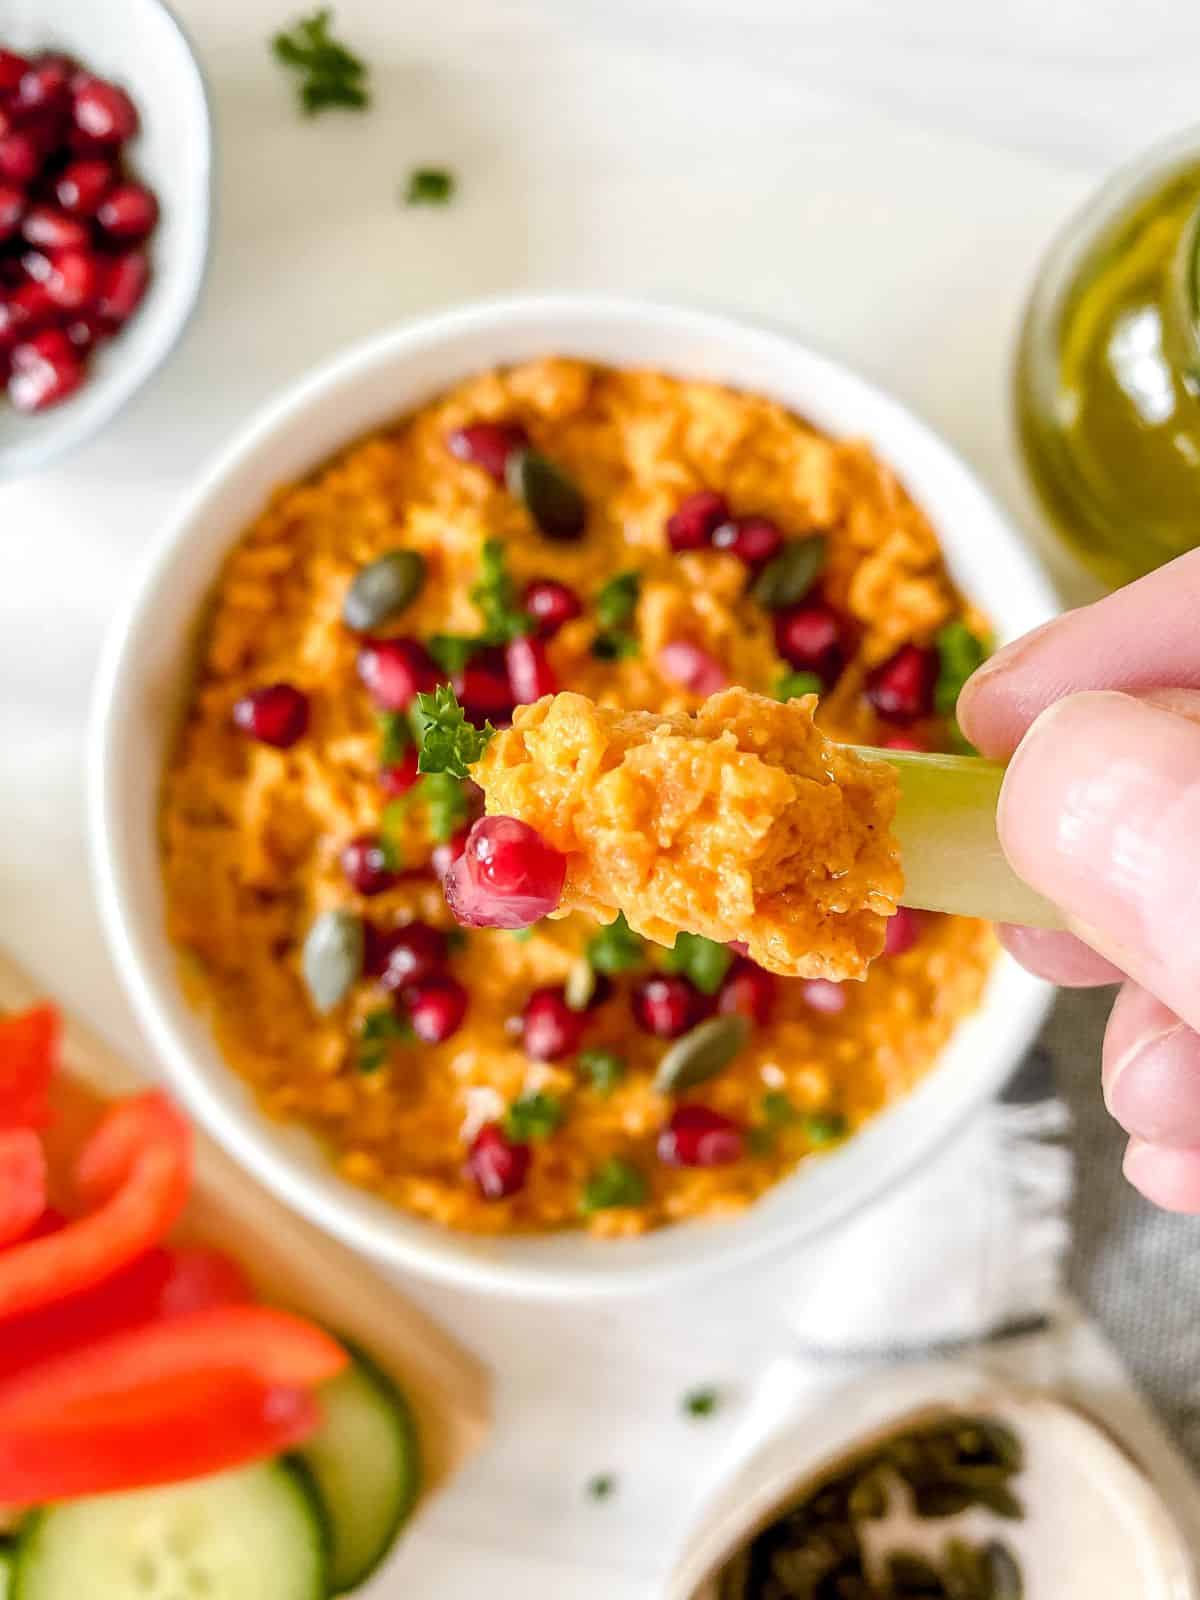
[857,747,1063,929]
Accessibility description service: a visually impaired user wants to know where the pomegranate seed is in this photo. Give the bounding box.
[774,599,845,683]
[881,732,929,752]
[658,1105,745,1168]
[231,682,309,748]
[467,1122,530,1199]
[666,489,728,552]
[19,55,74,114]
[404,976,468,1043]
[865,644,938,722]
[357,636,437,711]
[631,974,705,1039]
[718,959,777,1026]
[5,279,56,332]
[657,640,728,696]
[96,180,158,240]
[446,421,529,483]
[0,51,31,95]
[341,834,399,897]
[376,921,448,991]
[430,827,469,885]
[21,205,88,250]
[54,157,112,216]
[520,986,586,1061]
[28,247,100,310]
[505,634,557,704]
[6,329,82,412]
[453,646,515,721]
[63,312,106,352]
[72,75,138,144]
[883,906,923,957]
[443,815,567,930]
[523,578,582,636]
[712,516,784,567]
[380,744,421,796]
[0,131,40,184]
[801,978,847,1015]
[97,248,148,325]
[0,183,23,241]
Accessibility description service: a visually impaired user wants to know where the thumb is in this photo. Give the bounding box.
[998,689,1200,1035]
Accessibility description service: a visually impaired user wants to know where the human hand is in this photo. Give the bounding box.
[959,548,1200,1211]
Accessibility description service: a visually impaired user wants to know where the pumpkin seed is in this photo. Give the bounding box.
[970,1484,1023,1521]
[887,1551,943,1593]
[302,908,364,1013]
[913,1483,975,1519]
[973,1419,1023,1472]
[342,548,427,631]
[942,1538,986,1600]
[653,1014,750,1094]
[564,958,597,1012]
[507,448,587,541]
[750,536,825,609]
[980,1542,1023,1600]
[846,1468,888,1520]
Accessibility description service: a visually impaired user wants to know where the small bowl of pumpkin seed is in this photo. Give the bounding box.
[663,1364,1195,1600]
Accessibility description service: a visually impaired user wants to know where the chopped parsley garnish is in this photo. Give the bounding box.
[586,912,645,975]
[356,1007,411,1073]
[505,1091,564,1142]
[420,771,470,842]
[414,685,495,779]
[471,538,532,644]
[271,9,369,115]
[594,570,641,629]
[587,1473,616,1501]
[591,629,640,662]
[405,167,455,206]
[682,1386,720,1419]
[662,932,731,996]
[934,621,989,717]
[510,926,536,943]
[426,633,480,676]
[760,1090,798,1127]
[802,1112,848,1146]
[580,1156,646,1214]
[775,670,823,701]
[579,1047,625,1095]
[379,799,411,866]
[377,710,413,767]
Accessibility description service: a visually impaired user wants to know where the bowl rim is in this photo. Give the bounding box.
[88,292,1057,1299]
[0,0,214,478]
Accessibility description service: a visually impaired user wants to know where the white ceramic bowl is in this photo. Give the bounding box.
[0,0,211,477]
[89,294,1057,1299]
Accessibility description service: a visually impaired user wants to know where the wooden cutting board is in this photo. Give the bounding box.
[0,949,490,1506]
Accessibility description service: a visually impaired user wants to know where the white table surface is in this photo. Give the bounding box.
[2,1,1198,1593]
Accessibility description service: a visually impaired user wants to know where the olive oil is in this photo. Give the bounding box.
[1017,150,1200,586]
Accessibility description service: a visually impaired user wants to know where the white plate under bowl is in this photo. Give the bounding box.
[0,0,211,477]
[89,293,1057,1299]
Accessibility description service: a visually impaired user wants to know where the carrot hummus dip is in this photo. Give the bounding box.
[161,358,994,1237]
[461,687,903,981]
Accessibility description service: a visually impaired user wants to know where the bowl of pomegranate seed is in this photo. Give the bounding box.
[0,0,211,475]
[90,295,1056,1298]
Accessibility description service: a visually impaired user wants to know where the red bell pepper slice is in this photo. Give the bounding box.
[0,1130,46,1247]
[0,1005,58,1130]
[0,1371,319,1505]
[0,1091,191,1320]
[0,1304,347,1422]
[0,1244,252,1377]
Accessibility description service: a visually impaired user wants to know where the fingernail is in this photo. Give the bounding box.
[998,691,1200,970]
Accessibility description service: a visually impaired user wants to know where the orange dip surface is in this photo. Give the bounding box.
[473,688,902,981]
[161,358,994,1236]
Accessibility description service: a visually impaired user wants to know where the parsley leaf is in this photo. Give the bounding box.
[414,685,495,779]
[802,1112,848,1146]
[271,9,369,115]
[587,1473,616,1501]
[505,1091,563,1142]
[356,1007,411,1073]
[580,1157,647,1214]
[934,621,989,718]
[682,1386,720,1419]
[420,771,470,843]
[378,710,413,767]
[591,629,640,662]
[586,912,645,975]
[761,1090,798,1127]
[775,670,823,702]
[405,168,455,206]
[427,633,481,676]
[472,538,532,644]
[662,932,732,996]
[579,1047,625,1095]
[594,570,641,630]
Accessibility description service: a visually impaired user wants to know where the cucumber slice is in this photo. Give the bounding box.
[0,1544,13,1600]
[295,1347,421,1593]
[13,1461,325,1600]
